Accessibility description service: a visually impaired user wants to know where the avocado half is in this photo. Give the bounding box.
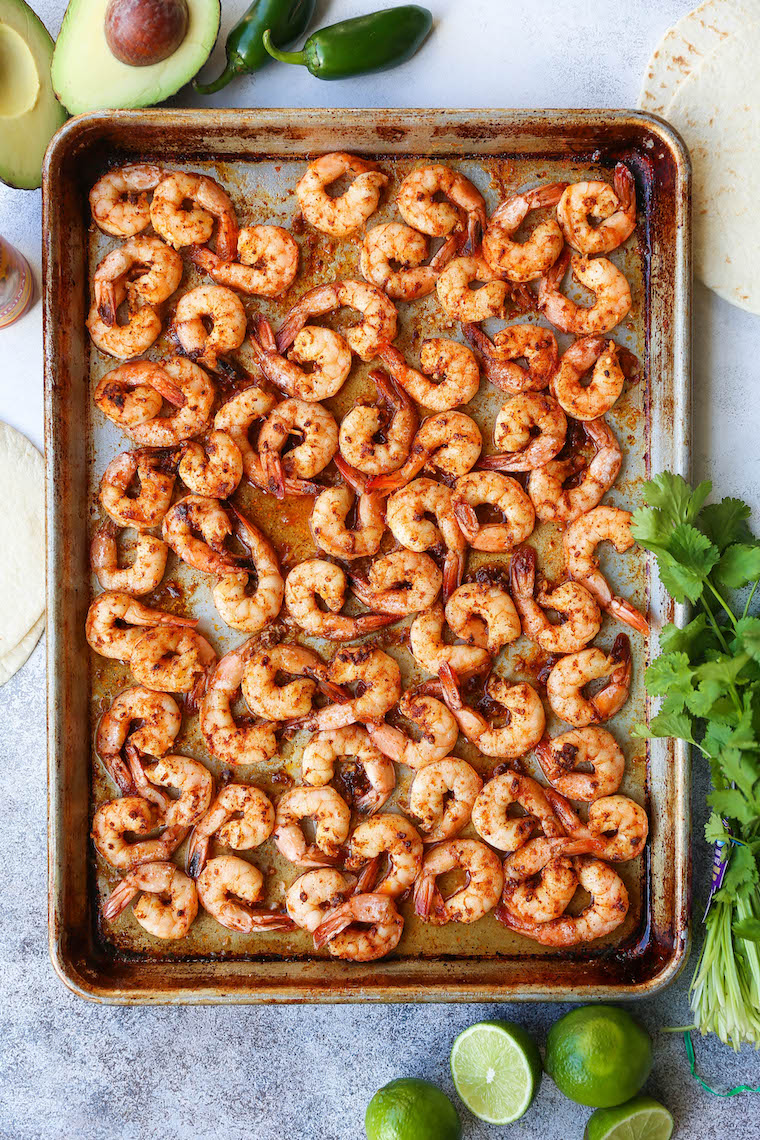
[51,0,220,116]
[0,0,67,189]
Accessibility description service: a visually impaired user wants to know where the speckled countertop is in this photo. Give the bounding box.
[2,1,760,1137]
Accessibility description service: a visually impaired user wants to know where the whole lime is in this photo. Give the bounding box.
[365,1077,462,1140]
[545,1005,652,1108]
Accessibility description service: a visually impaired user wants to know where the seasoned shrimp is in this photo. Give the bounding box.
[376,339,480,413]
[301,725,395,814]
[351,550,442,617]
[276,280,398,362]
[173,285,247,371]
[563,505,649,635]
[546,789,648,861]
[179,431,243,498]
[396,164,486,248]
[313,893,403,961]
[187,784,275,876]
[241,644,342,721]
[482,184,566,282]
[85,591,196,661]
[550,336,625,420]
[286,868,355,933]
[440,664,546,759]
[367,691,459,772]
[162,495,241,576]
[128,753,214,830]
[93,359,186,430]
[339,371,418,476]
[510,544,601,653]
[309,458,385,561]
[557,165,637,255]
[367,411,482,493]
[539,251,632,335]
[436,256,510,321]
[120,357,215,447]
[150,171,238,259]
[444,581,521,654]
[414,839,503,925]
[273,786,351,867]
[464,322,558,394]
[296,152,388,237]
[92,236,183,322]
[301,646,401,732]
[92,797,186,870]
[470,769,564,853]
[344,814,423,896]
[250,317,351,402]
[453,470,535,552]
[409,602,491,680]
[87,288,161,360]
[408,758,483,842]
[130,625,217,696]
[258,397,338,495]
[480,393,567,472]
[546,634,632,727]
[187,224,299,297]
[361,222,459,300]
[213,386,278,487]
[500,837,584,924]
[90,164,162,237]
[212,507,284,634]
[500,855,628,945]
[284,560,395,642]
[527,418,621,524]
[386,478,467,597]
[196,856,292,933]
[535,727,625,802]
[199,642,278,766]
[96,685,181,792]
[91,520,168,596]
[102,861,198,940]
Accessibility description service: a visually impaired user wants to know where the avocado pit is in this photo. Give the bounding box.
[105,0,189,66]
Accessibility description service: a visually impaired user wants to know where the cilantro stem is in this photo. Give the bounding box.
[704,578,739,630]
[742,579,759,621]
[699,593,731,654]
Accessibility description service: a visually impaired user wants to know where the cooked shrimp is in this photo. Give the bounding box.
[92,236,183,323]
[366,691,459,771]
[360,222,459,300]
[453,470,535,552]
[351,550,442,617]
[150,171,238,259]
[130,625,217,696]
[92,797,186,870]
[539,251,632,335]
[464,322,558,394]
[367,411,482,493]
[187,224,299,297]
[250,317,351,402]
[173,285,247,370]
[179,431,243,498]
[414,839,503,924]
[563,505,649,635]
[120,357,216,447]
[96,685,181,792]
[91,521,168,595]
[87,289,162,360]
[480,393,567,472]
[102,861,198,939]
[409,602,491,679]
[212,507,284,634]
[85,591,196,661]
[535,727,625,802]
[545,634,632,727]
[286,869,355,932]
[339,371,418,476]
[284,560,395,642]
[162,495,240,576]
[93,359,186,430]
[344,814,423,896]
[408,758,482,842]
[99,450,175,531]
[300,646,401,732]
[500,855,628,945]
[187,784,275,876]
[386,478,467,597]
[258,397,338,496]
[470,769,564,853]
[550,337,625,420]
[444,581,521,654]
[241,643,342,721]
[196,855,292,933]
[436,256,510,321]
[313,893,403,961]
[500,836,583,924]
[128,753,213,830]
[90,164,162,237]
[309,458,385,561]
[376,339,480,413]
[482,183,566,282]
[276,280,398,362]
[510,544,601,653]
[301,725,395,814]
[199,642,278,766]
[557,165,637,255]
[396,164,486,248]
[439,664,546,759]
[297,152,388,237]
[214,385,280,488]
[546,789,648,861]
[273,786,351,867]
[527,418,621,524]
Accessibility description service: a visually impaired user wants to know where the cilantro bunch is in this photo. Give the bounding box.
[631,473,760,1049]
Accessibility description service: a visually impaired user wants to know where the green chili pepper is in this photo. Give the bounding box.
[262,5,433,81]
[195,0,316,94]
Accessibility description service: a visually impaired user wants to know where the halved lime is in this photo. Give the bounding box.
[584,1095,675,1140]
[450,1019,542,1124]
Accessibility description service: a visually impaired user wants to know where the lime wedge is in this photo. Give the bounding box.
[450,1019,542,1125]
[584,1096,675,1140]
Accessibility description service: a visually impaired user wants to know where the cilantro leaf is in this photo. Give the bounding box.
[653,524,720,603]
[644,651,692,697]
[716,843,760,903]
[733,917,760,942]
[630,505,674,551]
[713,544,760,589]
[639,709,695,741]
[699,498,754,552]
[734,618,760,664]
[641,473,712,527]
[705,813,731,844]
[660,614,720,663]
[707,788,756,828]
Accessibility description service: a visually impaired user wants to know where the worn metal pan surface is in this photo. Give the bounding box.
[44,109,691,1004]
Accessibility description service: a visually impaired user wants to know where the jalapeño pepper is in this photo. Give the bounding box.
[195,0,316,94]
[262,5,433,80]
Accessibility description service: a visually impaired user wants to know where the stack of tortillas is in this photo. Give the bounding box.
[638,0,760,313]
[0,422,45,684]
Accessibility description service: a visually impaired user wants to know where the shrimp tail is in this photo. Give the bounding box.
[101,878,139,921]
[354,855,382,892]
[333,454,370,495]
[101,752,137,795]
[413,873,437,918]
[313,903,352,948]
[438,661,463,711]
[510,544,536,598]
[355,614,399,636]
[607,596,650,636]
[544,787,582,833]
[442,549,464,601]
[248,912,296,932]
[186,834,210,879]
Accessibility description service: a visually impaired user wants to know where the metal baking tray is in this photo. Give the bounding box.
[44,109,691,1004]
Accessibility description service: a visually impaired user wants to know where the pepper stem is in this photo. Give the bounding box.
[262,29,307,66]
[193,60,243,95]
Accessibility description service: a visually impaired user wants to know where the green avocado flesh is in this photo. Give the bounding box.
[51,0,220,115]
[0,0,67,189]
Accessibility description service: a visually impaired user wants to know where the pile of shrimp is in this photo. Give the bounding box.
[85,154,648,958]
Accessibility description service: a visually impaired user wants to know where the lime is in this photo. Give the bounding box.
[545,1005,652,1108]
[365,1077,462,1140]
[450,1019,542,1124]
[584,1095,675,1140]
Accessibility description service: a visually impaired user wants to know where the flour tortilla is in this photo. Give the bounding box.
[0,422,45,681]
[0,612,44,686]
[638,0,754,115]
[665,27,760,312]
